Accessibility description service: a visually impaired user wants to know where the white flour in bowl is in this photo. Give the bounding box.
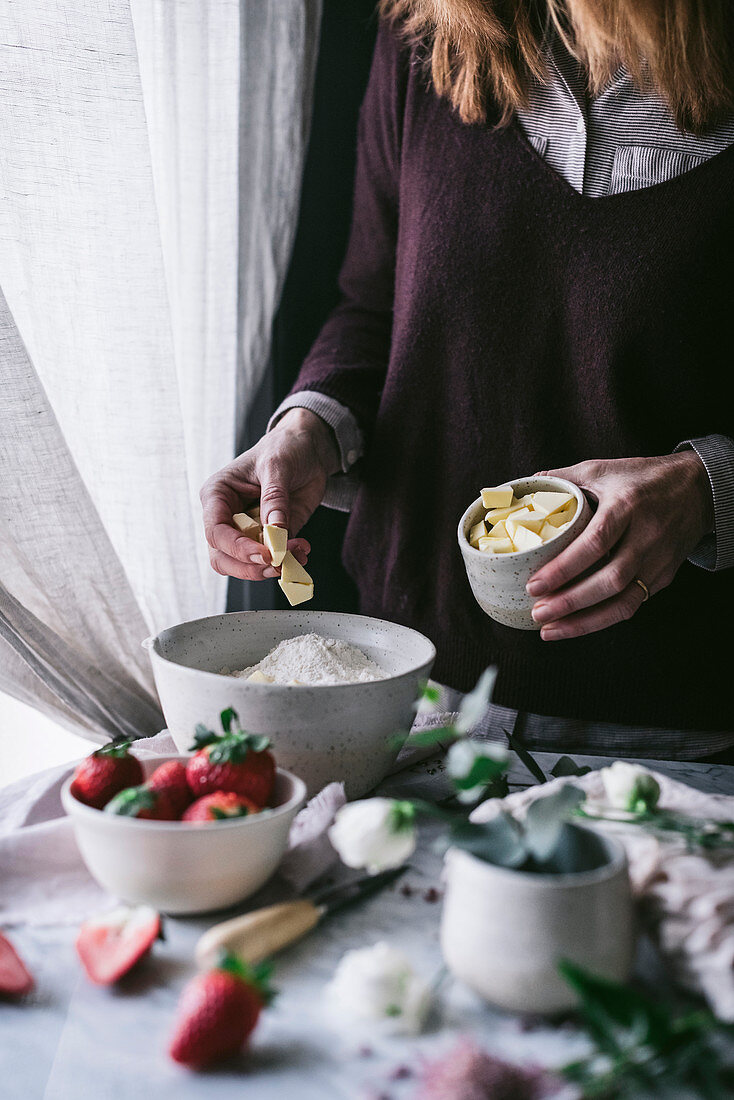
[226,632,386,685]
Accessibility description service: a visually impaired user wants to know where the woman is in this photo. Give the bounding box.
[201,0,734,759]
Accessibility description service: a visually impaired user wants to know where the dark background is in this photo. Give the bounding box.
[229,0,378,616]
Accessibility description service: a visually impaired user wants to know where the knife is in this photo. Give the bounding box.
[194,866,408,969]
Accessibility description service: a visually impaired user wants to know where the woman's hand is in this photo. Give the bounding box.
[526,452,714,640]
[200,408,341,581]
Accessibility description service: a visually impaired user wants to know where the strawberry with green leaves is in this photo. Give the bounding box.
[182,791,261,823]
[70,740,144,810]
[168,954,274,1068]
[104,784,178,820]
[186,709,275,808]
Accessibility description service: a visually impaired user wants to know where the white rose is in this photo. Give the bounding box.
[601,761,661,813]
[447,739,509,803]
[328,798,416,874]
[325,941,431,1035]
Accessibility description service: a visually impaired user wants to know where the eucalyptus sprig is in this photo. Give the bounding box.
[576,806,734,854]
[559,960,734,1098]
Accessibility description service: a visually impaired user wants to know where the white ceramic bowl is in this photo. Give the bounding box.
[61,755,306,915]
[440,831,634,1014]
[143,610,436,798]
[458,475,591,630]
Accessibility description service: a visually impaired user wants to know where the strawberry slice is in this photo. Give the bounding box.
[0,932,34,998]
[76,905,161,985]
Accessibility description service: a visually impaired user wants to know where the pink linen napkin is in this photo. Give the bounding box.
[471,770,734,1021]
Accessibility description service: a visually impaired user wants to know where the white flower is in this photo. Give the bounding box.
[325,941,431,1035]
[447,739,509,803]
[328,798,416,874]
[601,761,661,813]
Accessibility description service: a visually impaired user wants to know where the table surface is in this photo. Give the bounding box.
[2,748,733,1100]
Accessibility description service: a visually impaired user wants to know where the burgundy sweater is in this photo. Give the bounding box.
[290,24,734,730]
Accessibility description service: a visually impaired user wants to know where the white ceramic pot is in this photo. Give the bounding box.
[457,475,591,630]
[61,755,306,915]
[440,832,634,1014]
[143,610,436,798]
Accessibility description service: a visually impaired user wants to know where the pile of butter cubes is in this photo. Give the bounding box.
[469,486,577,554]
[233,506,314,605]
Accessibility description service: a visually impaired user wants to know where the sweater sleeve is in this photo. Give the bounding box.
[285,22,407,442]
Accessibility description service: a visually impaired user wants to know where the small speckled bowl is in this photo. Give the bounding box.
[143,611,436,798]
[458,476,591,630]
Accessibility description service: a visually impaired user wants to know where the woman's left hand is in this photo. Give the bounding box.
[526,452,714,640]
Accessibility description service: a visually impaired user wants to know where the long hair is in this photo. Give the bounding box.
[378,0,734,133]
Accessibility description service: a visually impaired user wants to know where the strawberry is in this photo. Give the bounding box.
[168,954,274,1069]
[76,905,161,985]
[186,709,275,807]
[0,931,34,998]
[181,791,261,823]
[147,760,192,818]
[70,740,144,810]
[104,784,178,820]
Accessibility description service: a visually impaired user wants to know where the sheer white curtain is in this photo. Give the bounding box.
[0,0,321,750]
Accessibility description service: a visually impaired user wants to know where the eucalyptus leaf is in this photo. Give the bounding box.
[523,785,585,862]
[454,667,497,735]
[446,812,527,868]
[550,755,592,778]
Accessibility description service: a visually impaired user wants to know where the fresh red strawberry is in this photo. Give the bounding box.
[70,740,144,810]
[181,791,261,823]
[0,931,34,998]
[186,709,275,807]
[104,784,178,820]
[168,954,274,1068]
[147,760,192,818]
[76,905,161,985]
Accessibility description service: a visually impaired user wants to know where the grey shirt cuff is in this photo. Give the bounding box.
[674,434,734,571]
[268,392,363,513]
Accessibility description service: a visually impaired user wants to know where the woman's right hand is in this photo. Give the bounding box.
[200,408,342,581]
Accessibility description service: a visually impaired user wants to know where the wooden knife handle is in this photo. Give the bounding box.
[195,899,323,969]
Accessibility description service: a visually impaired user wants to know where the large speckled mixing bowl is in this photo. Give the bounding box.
[458,475,592,630]
[143,611,436,798]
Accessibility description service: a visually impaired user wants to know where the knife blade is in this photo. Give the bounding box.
[194,866,408,969]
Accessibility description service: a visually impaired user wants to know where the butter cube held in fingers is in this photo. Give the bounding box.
[233,512,262,540]
[263,524,288,567]
[278,550,314,606]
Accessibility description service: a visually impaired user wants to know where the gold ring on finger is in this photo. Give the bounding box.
[635,578,650,603]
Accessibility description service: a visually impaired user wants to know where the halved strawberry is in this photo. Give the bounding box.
[76,905,161,985]
[181,791,261,823]
[70,740,144,810]
[147,760,192,818]
[186,709,275,807]
[168,953,274,1068]
[104,784,178,820]
[0,931,34,998]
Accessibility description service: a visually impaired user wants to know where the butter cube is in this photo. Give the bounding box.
[530,491,574,517]
[478,536,514,554]
[469,519,488,547]
[232,512,262,540]
[281,550,312,585]
[487,519,509,539]
[544,508,573,528]
[506,509,545,536]
[279,579,314,606]
[510,525,544,552]
[263,524,288,566]
[481,486,514,510]
[539,521,560,542]
[247,670,274,683]
[485,501,524,525]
